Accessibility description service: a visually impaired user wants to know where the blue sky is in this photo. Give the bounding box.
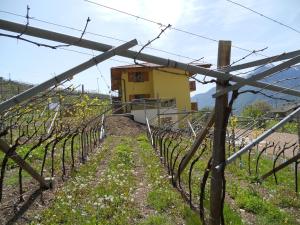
[0,0,300,95]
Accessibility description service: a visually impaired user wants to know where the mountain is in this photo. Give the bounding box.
[192,64,300,113]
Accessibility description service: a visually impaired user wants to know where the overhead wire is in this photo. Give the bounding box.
[91,49,111,94]
[0,9,211,64]
[1,5,298,101]
[0,7,92,50]
[225,0,300,35]
[84,0,269,57]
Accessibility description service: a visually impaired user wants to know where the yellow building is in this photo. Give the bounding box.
[111,63,210,113]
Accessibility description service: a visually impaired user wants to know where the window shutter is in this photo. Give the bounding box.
[189,81,196,91]
[143,72,149,81]
[128,73,134,82]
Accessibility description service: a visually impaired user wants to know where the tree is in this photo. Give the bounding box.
[241,100,272,119]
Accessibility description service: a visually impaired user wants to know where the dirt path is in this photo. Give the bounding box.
[106,116,157,221]
[16,138,115,224]
[234,128,299,158]
[131,142,156,222]
[105,115,146,136]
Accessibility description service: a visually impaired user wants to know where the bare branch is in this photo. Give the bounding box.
[134,24,171,65]
[238,89,294,102]
[228,46,268,67]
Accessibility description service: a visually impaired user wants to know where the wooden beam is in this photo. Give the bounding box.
[0,139,50,188]
[226,49,300,72]
[0,39,137,112]
[1,19,300,98]
[214,54,300,97]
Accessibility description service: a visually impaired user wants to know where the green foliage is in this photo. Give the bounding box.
[32,135,205,225]
[265,119,298,134]
[226,151,300,225]
[241,100,272,119]
[271,187,300,208]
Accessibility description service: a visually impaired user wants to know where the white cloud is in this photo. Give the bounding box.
[85,0,202,49]
[89,0,199,25]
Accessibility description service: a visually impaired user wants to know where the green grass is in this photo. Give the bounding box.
[30,135,203,224]
[32,137,139,224]
[0,135,84,189]
[147,188,179,212]
[137,135,201,225]
[22,132,299,225]
[223,203,243,225]
[226,152,300,224]
[138,214,172,225]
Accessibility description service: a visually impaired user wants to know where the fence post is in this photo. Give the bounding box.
[157,94,161,128]
[296,112,300,192]
[210,40,231,225]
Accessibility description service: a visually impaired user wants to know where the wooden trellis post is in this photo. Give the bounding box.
[210,40,231,225]
[296,112,300,192]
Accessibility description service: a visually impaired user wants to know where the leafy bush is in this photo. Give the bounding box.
[241,100,272,119]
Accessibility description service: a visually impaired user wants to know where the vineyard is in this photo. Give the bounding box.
[0,83,110,223]
[1,108,300,224]
[0,95,299,224]
[0,7,300,225]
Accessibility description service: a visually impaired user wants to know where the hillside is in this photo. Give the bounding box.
[2,116,298,225]
[0,77,109,102]
[192,65,300,113]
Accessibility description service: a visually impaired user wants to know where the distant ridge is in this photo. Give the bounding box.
[192,64,300,113]
[0,77,109,102]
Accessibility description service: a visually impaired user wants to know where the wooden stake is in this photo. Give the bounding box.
[210,40,231,225]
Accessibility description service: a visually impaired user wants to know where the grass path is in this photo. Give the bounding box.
[30,135,201,225]
[136,135,200,225]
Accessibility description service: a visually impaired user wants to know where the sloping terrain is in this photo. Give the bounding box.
[2,116,299,225]
[21,116,199,225]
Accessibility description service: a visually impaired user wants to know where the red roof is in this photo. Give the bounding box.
[111,62,212,69]
[111,63,162,69]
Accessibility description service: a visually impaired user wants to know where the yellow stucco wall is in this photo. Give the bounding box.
[152,68,191,111]
[120,67,191,111]
[121,71,154,102]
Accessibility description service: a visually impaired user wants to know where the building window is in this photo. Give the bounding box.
[189,81,196,91]
[129,94,150,101]
[128,71,149,82]
[191,102,198,111]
